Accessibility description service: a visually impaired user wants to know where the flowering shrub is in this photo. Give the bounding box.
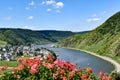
[0,54,113,80]
[0,65,8,71]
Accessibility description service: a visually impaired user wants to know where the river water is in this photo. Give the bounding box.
[36,45,115,75]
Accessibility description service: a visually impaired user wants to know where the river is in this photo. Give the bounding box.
[36,45,115,75]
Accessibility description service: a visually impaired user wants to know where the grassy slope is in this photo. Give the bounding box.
[0,61,20,67]
[0,40,7,47]
[59,11,120,63]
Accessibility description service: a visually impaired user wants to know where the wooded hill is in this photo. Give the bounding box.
[0,29,74,46]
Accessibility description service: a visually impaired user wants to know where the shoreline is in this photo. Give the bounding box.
[62,47,120,73]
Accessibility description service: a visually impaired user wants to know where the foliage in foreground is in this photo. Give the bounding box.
[0,55,113,80]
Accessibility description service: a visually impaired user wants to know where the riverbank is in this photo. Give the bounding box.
[62,47,120,73]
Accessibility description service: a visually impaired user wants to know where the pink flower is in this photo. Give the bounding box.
[35,56,41,61]
[69,63,76,71]
[68,71,75,78]
[0,65,8,70]
[21,60,27,66]
[30,68,37,75]
[98,71,104,77]
[43,62,54,69]
[60,69,65,74]
[17,65,24,71]
[31,64,38,69]
[102,75,112,80]
[26,59,34,66]
[46,54,54,62]
[17,58,24,62]
[75,68,81,72]
[17,75,20,79]
[61,77,68,80]
[53,72,59,78]
[81,74,87,80]
[47,63,54,69]
[30,63,39,74]
[54,59,61,65]
[3,65,8,69]
[86,67,93,73]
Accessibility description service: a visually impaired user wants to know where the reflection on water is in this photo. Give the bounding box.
[36,45,115,75]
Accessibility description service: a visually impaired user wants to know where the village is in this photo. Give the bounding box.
[0,45,56,61]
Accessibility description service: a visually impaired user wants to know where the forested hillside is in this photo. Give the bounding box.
[0,29,74,45]
[59,11,120,63]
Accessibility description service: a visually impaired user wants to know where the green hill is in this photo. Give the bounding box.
[0,28,74,46]
[59,11,120,63]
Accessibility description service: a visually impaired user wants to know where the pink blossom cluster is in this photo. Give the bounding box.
[0,54,113,80]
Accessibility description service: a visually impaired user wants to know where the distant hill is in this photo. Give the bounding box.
[75,31,91,34]
[59,11,120,63]
[0,28,75,46]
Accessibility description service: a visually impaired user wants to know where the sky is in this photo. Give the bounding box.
[0,0,120,32]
